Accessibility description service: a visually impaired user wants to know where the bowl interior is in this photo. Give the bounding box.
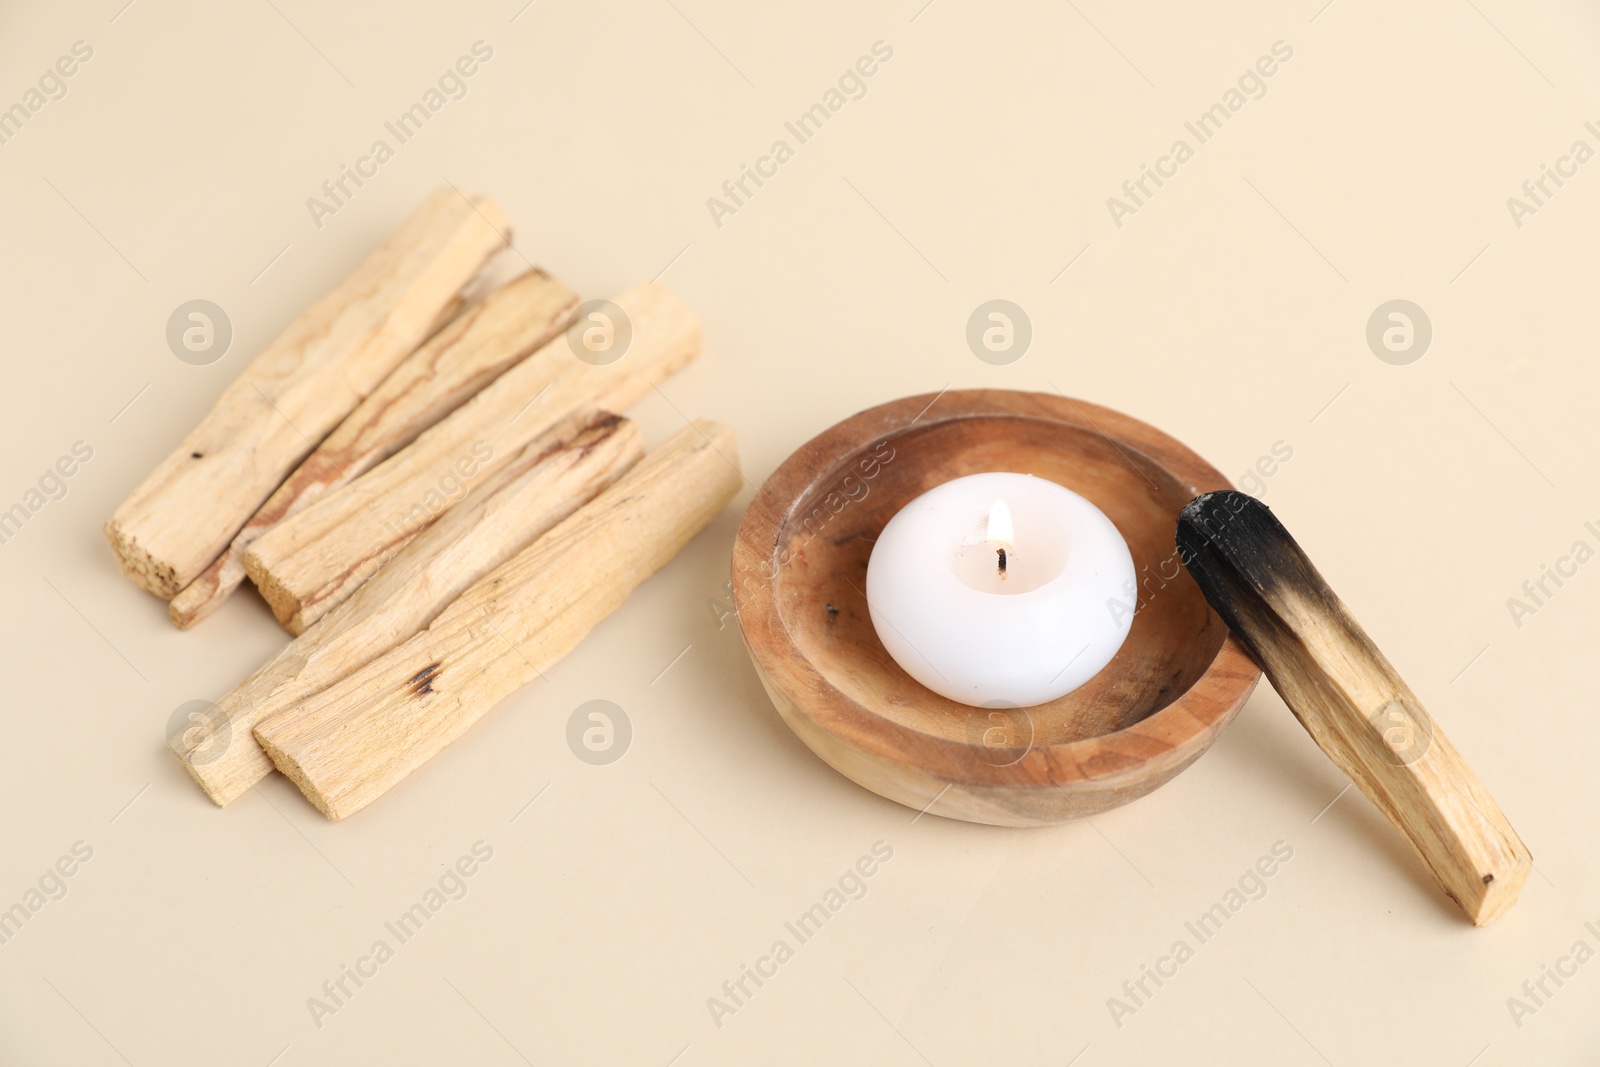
[771,411,1225,747]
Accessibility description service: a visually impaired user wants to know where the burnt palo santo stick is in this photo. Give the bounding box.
[1176,491,1531,925]
[167,267,579,629]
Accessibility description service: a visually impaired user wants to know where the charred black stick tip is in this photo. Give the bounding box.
[1176,491,1312,586]
[996,547,1007,574]
[1176,491,1341,659]
[1176,491,1288,550]
[1177,489,1324,579]
[1176,493,1285,653]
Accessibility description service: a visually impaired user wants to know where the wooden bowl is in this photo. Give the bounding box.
[732,389,1261,826]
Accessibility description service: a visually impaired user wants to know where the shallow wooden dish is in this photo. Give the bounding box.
[732,389,1262,826]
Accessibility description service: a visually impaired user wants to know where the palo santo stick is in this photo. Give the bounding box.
[167,268,579,629]
[423,243,536,338]
[1177,491,1532,925]
[254,421,740,819]
[244,282,700,635]
[173,410,643,806]
[106,188,510,598]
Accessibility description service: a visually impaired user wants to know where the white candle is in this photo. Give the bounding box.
[865,472,1136,707]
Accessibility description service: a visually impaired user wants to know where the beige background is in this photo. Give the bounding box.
[1,0,1597,1063]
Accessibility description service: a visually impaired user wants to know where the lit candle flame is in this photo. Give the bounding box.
[987,499,1013,546]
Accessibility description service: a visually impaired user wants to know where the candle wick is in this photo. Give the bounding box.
[997,547,1007,577]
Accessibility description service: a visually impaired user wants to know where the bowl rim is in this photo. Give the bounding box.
[732,388,1262,793]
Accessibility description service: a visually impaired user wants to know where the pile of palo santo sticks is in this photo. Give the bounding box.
[106,188,740,819]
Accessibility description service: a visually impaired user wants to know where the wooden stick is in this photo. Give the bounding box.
[167,268,579,628]
[254,421,740,819]
[425,244,537,336]
[244,282,700,634]
[1177,491,1532,925]
[105,188,510,598]
[172,410,643,806]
